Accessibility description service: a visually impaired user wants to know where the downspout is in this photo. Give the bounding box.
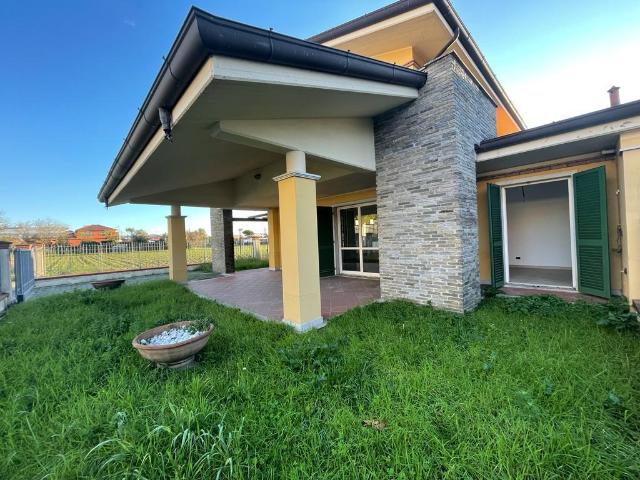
[436,0,525,129]
[421,27,459,70]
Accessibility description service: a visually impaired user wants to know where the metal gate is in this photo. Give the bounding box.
[14,249,35,302]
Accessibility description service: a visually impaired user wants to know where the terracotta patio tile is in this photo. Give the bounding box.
[188,268,380,322]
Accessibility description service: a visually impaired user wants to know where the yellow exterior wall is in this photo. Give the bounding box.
[618,130,640,302]
[477,159,622,292]
[372,46,417,67]
[267,208,281,270]
[317,188,377,207]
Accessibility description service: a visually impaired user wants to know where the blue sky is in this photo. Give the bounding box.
[1,0,639,234]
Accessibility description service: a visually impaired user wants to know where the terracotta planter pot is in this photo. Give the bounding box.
[132,320,214,369]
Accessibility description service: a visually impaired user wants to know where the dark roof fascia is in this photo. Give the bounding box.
[476,99,640,153]
[308,0,525,129]
[98,7,427,204]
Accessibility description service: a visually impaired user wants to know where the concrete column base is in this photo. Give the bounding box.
[283,316,326,333]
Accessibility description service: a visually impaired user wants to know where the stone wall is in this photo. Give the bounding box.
[374,53,496,312]
[210,208,226,273]
[210,208,236,274]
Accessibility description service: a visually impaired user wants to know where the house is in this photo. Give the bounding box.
[73,224,119,244]
[98,0,639,331]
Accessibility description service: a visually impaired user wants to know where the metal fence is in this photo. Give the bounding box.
[234,238,268,260]
[35,240,212,278]
[33,238,269,278]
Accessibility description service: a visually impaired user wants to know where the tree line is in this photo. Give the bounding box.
[0,211,209,245]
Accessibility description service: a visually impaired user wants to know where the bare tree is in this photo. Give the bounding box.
[125,227,149,243]
[0,211,11,242]
[13,219,69,244]
[186,228,207,244]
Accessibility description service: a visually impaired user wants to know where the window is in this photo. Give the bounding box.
[338,204,379,275]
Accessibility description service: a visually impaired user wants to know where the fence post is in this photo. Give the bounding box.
[33,245,45,278]
[251,235,261,259]
[0,241,13,303]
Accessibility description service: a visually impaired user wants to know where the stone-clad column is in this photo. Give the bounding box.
[210,208,226,273]
[374,53,496,313]
[167,205,187,283]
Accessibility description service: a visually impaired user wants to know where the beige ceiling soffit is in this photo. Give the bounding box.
[211,56,419,98]
[323,4,440,47]
[476,115,640,162]
[130,179,236,208]
[212,118,376,171]
[108,58,215,205]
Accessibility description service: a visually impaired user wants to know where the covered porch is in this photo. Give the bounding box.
[98,8,425,331]
[188,269,380,321]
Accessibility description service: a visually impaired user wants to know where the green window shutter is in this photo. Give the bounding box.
[487,183,504,288]
[573,166,611,298]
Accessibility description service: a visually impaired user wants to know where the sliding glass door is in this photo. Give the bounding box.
[338,204,379,276]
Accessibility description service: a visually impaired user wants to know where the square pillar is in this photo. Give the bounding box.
[223,209,235,273]
[167,205,187,283]
[210,208,227,273]
[374,53,496,313]
[267,207,282,270]
[274,151,323,331]
[0,241,13,302]
[618,130,640,303]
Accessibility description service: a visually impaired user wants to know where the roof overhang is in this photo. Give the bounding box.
[309,0,525,129]
[476,100,640,175]
[105,55,420,208]
[98,7,426,205]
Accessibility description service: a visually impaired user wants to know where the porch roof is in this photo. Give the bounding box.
[98,7,426,206]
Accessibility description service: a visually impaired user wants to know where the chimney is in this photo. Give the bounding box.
[608,86,620,107]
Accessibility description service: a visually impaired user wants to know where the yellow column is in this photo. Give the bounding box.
[619,130,640,303]
[167,205,188,283]
[274,151,323,331]
[267,208,282,270]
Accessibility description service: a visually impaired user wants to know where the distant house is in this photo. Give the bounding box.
[147,234,165,243]
[73,225,119,244]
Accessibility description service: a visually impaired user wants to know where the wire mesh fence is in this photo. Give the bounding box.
[33,238,269,278]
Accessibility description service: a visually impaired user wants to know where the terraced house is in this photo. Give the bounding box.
[99,0,640,331]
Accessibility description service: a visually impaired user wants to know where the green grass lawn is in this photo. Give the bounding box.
[0,282,638,479]
[235,257,269,271]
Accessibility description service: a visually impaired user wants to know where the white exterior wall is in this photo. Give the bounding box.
[506,181,572,268]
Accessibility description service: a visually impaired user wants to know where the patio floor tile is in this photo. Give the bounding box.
[188,268,380,321]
